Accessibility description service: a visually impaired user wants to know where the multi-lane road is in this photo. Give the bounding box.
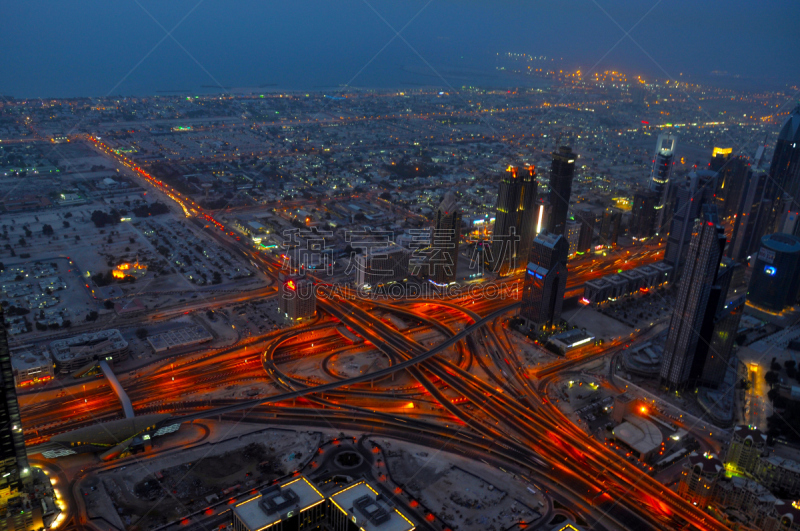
[19,138,729,530]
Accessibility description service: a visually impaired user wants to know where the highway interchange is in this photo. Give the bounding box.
[21,139,728,531]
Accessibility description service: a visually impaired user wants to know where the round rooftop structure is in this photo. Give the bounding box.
[748,232,800,311]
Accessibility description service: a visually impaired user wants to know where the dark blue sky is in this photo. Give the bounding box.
[2,1,798,98]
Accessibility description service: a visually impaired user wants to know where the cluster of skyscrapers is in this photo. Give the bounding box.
[657,105,800,390]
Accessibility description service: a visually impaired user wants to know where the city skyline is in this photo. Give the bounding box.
[3,4,800,531]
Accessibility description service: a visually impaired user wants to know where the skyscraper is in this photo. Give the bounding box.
[631,190,659,240]
[698,295,745,388]
[660,205,727,390]
[747,232,800,312]
[713,154,751,219]
[728,171,769,262]
[432,192,462,285]
[0,307,32,515]
[764,105,800,233]
[354,244,410,290]
[488,164,538,276]
[649,132,678,232]
[521,232,569,330]
[709,146,733,173]
[663,170,717,276]
[279,273,316,320]
[576,208,595,253]
[599,208,622,248]
[565,220,581,256]
[546,146,577,236]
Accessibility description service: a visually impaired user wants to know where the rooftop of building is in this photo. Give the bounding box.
[761,232,800,253]
[549,329,595,349]
[526,263,550,278]
[329,481,415,531]
[687,452,724,475]
[612,416,662,456]
[533,231,564,248]
[233,476,325,529]
[10,348,51,370]
[50,413,171,446]
[49,329,128,360]
[732,424,767,444]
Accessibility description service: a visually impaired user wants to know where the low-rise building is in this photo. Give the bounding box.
[232,476,326,531]
[10,347,53,387]
[49,329,129,373]
[328,481,416,531]
[611,415,662,461]
[146,326,213,353]
[547,328,595,354]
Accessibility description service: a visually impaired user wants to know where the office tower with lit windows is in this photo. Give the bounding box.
[546,146,577,236]
[764,105,800,234]
[576,208,595,252]
[488,164,538,276]
[521,232,569,330]
[631,190,659,240]
[279,273,316,321]
[663,170,717,276]
[431,192,462,285]
[747,232,800,312]
[599,208,622,248]
[713,152,750,218]
[354,244,409,290]
[697,294,745,388]
[728,171,770,261]
[565,220,581,256]
[709,146,732,172]
[0,307,36,525]
[649,133,678,232]
[660,205,727,390]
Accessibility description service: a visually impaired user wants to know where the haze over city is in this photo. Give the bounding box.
[2,1,800,97]
[0,2,800,531]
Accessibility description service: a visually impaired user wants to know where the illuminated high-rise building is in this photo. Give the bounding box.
[713,153,750,219]
[709,146,732,172]
[764,105,800,234]
[521,232,569,330]
[630,190,659,240]
[663,170,716,276]
[599,208,622,248]
[354,244,409,290]
[432,192,462,285]
[565,220,581,256]
[660,205,726,390]
[488,164,538,276]
[576,208,595,252]
[728,171,770,261]
[649,133,678,232]
[546,146,577,236]
[279,273,316,321]
[697,294,745,388]
[0,307,34,522]
[747,232,800,312]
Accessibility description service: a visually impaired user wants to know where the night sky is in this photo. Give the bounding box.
[2,0,798,98]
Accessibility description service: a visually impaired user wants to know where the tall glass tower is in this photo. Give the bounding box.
[660,205,727,389]
[431,192,462,286]
[0,307,31,510]
[489,164,538,276]
[765,105,800,234]
[649,132,678,233]
[546,146,576,237]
